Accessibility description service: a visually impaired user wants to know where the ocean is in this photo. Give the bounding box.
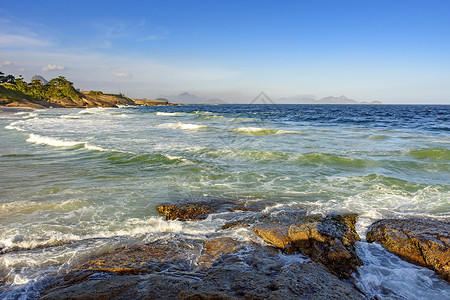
[0,104,449,299]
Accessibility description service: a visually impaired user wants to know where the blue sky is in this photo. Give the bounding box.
[1,0,449,104]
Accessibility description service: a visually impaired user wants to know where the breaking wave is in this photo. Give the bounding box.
[408,148,450,161]
[158,122,207,130]
[26,134,106,151]
[232,127,299,136]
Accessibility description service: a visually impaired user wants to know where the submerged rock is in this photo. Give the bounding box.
[71,240,202,275]
[367,218,450,282]
[156,202,215,221]
[156,199,249,221]
[254,214,362,278]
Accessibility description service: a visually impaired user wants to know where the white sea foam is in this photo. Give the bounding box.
[178,123,206,130]
[12,274,30,285]
[60,115,82,119]
[156,112,182,116]
[27,133,82,147]
[26,133,107,151]
[164,154,183,160]
[232,127,298,136]
[13,111,28,115]
[0,216,214,253]
[194,111,214,115]
[5,122,27,131]
[158,122,207,130]
[77,107,111,115]
[84,144,107,151]
[354,242,450,299]
[114,114,129,118]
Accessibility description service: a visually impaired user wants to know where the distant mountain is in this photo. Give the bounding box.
[31,75,48,85]
[160,93,381,105]
[277,95,381,105]
[159,92,227,105]
[317,95,360,104]
[277,95,317,104]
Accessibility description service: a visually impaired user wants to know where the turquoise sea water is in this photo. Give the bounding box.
[0,104,449,299]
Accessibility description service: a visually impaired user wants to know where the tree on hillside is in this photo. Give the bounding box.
[0,71,15,83]
[13,76,29,93]
[47,76,72,88]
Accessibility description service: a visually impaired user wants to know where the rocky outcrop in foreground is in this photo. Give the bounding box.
[367,218,450,282]
[41,199,450,299]
[41,237,364,299]
[252,213,362,279]
[156,201,362,278]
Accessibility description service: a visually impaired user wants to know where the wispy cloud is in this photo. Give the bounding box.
[138,35,161,41]
[0,33,49,47]
[42,64,65,71]
[92,18,147,40]
[0,60,13,67]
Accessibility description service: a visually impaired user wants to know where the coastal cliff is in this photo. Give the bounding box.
[0,74,176,108]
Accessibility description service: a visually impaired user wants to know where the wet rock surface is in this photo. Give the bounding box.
[156,199,252,221]
[40,237,364,299]
[40,203,366,299]
[156,202,216,221]
[253,213,362,278]
[367,218,450,282]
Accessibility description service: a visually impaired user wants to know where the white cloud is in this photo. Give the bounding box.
[42,64,65,71]
[0,60,13,67]
[115,72,131,77]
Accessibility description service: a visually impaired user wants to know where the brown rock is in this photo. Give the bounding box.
[272,261,364,299]
[198,237,241,267]
[156,202,214,221]
[40,238,363,299]
[221,219,251,230]
[72,239,203,275]
[41,274,141,300]
[367,218,450,282]
[41,273,198,300]
[181,261,363,300]
[156,199,249,221]
[254,214,362,278]
[254,223,291,250]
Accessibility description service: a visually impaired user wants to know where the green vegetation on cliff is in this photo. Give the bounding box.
[0,71,175,108]
[0,72,82,103]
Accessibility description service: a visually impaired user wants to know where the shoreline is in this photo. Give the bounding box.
[0,105,36,115]
[37,201,450,299]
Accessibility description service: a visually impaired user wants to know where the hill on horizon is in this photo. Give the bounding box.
[161,92,382,105]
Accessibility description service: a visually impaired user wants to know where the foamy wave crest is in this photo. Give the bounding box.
[0,216,213,253]
[156,112,183,116]
[77,107,111,115]
[194,111,214,115]
[5,120,28,131]
[0,233,82,253]
[26,134,106,151]
[178,123,206,130]
[26,134,81,147]
[232,127,298,136]
[60,115,82,119]
[198,115,224,120]
[158,122,207,130]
